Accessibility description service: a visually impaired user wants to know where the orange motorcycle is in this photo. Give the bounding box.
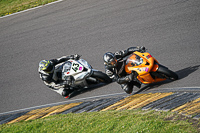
[125,51,178,84]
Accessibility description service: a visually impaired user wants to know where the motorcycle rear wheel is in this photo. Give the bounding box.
[91,71,112,83]
[157,65,178,81]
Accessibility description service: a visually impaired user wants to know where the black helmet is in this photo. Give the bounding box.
[39,60,54,73]
[103,52,117,68]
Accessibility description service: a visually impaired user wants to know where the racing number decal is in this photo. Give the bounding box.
[72,63,79,72]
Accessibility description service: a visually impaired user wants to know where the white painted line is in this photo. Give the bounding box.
[163,86,200,89]
[0,0,63,18]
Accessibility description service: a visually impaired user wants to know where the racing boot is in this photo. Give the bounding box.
[121,83,133,94]
[132,81,141,88]
[120,81,141,94]
[62,89,71,99]
[62,86,76,99]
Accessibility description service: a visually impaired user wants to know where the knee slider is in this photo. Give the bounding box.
[62,89,70,97]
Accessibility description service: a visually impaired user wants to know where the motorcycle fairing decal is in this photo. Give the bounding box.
[79,67,83,71]
[62,60,84,79]
[146,54,152,59]
[138,67,149,72]
[145,67,149,72]
[70,61,84,73]
[72,62,81,72]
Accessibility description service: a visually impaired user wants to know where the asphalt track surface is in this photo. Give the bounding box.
[0,0,200,114]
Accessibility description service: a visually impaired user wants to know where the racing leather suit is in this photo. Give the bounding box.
[38,55,80,97]
[104,47,145,94]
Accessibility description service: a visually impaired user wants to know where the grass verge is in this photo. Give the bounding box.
[0,109,199,133]
[0,0,58,17]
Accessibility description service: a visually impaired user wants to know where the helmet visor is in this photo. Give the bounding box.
[105,58,117,67]
[110,58,116,66]
[44,64,54,72]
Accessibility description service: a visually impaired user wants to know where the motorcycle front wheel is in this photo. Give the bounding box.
[157,65,178,81]
[91,71,112,83]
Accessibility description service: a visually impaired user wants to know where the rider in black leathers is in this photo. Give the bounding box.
[38,54,80,98]
[103,46,146,94]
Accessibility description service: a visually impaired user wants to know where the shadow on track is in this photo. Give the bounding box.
[68,83,111,99]
[68,65,200,98]
[133,65,200,94]
[176,65,200,79]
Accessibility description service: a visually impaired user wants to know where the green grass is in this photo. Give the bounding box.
[0,109,199,133]
[0,0,58,17]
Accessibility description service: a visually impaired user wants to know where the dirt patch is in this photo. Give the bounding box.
[164,113,200,132]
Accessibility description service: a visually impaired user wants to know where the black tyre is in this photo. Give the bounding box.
[157,65,178,81]
[91,71,112,83]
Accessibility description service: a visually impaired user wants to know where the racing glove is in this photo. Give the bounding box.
[69,54,81,60]
[138,46,146,53]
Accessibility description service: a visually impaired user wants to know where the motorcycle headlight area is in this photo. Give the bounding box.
[126,54,143,66]
[62,62,72,80]
[63,62,72,72]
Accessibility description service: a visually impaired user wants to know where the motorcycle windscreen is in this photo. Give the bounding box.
[62,61,72,72]
[126,54,143,67]
[62,61,72,80]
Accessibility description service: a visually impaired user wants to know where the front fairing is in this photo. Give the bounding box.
[125,54,143,67]
[125,51,166,84]
[62,59,92,79]
[78,59,92,69]
[61,59,93,88]
[125,52,155,75]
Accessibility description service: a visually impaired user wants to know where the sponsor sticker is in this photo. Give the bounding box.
[146,54,152,59]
